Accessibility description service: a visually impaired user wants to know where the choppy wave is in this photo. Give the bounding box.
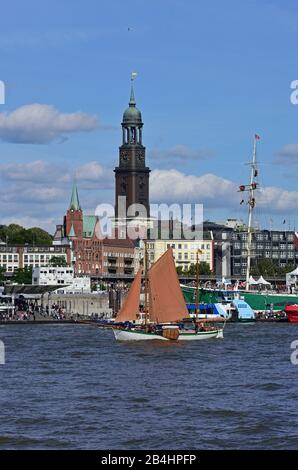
[0,323,297,449]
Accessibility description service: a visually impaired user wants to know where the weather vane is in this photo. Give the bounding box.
[131,72,137,82]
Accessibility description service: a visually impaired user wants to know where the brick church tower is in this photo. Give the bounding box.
[64,181,83,239]
[114,81,150,220]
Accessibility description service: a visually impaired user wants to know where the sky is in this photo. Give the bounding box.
[1,0,298,233]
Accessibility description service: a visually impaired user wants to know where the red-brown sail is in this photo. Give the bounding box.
[148,248,189,323]
[115,270,142,322]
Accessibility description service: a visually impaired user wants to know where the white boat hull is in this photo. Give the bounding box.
[113,327,224,341]
[113,328,169,341]
[179,329,224,340]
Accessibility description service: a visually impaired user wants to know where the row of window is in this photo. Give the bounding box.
[24,247,67,253]
[77,253,99,260]
[106,252,134,258]
[24,255,61,262]
[39,270,73,275]
[176,253,210,261]
[0,255,18,262]
[166,243,211,250]
[0,246,68,253]
[104,262,134,268]
[231,233,294,241]
[233,243,294,250]
[233,251,296,260]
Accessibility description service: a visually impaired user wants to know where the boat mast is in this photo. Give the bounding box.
[195,249,199,323]
[144,239,149,325]
[241,135,259,291]
[195,249,203,322]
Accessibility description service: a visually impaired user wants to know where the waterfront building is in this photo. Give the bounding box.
[0,243,71,274]
[32,266,91,293]
[145,232,214,272]
[61,181,103,275]
[43,292,112,318]
[53,181,138,278]
[101,237,136,277]
[203,220,298,278]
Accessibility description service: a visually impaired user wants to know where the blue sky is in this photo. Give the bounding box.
[0,0,298,232]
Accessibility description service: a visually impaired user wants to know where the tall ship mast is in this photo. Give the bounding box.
[239,134,260,291]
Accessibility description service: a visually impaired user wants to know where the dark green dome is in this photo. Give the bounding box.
[123,105,142,124]
[122,85,142,125]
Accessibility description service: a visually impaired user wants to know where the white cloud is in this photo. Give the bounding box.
[150,170,235,206]
[150,169,298,212]
[1,185,65,204]
[0,160,68,183]
[0,159,114,232]
[0,164,297,233]
[0,104,100,144]
[75,161,113,187]
[258,186,298,211]
[0,159,113,189]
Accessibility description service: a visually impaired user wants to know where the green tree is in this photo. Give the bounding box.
[49,256,67,267]
[187,264,196,276]
[26,227,53,245]
[176,266,184,275]
[13,266,33,284]
[187,262,211,276]
[0,266,6,284]
[198,261,212,275]
[0,225,8,243]
[251,259,277,277]
[277,264,295,276]
[0,224,53,245]
[6,224,27,244]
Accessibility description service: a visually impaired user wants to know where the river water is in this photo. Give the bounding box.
[0,323,297,449]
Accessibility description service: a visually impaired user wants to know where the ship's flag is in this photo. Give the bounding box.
[255,134,261,140]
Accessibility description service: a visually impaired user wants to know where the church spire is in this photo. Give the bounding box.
[129,81,136,106]
[115,75,150,220]
[69,180,81,211]
[122,73,142,130]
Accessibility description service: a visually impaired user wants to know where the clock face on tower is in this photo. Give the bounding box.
[136,149,144,164]
[120,150,130,164]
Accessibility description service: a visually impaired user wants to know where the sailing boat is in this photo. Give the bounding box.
[113,247,224,341]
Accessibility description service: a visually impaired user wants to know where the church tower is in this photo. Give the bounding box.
[114,81,150,220]
[64,180,83,239]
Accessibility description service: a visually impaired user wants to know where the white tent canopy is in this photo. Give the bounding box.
[286,267,298,286]
[256,276,271,285]
[248,276,258,285]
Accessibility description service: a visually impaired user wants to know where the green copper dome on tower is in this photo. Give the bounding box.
[122,82,142,125]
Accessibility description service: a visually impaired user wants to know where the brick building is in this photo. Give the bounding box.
[53,181,136,277]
